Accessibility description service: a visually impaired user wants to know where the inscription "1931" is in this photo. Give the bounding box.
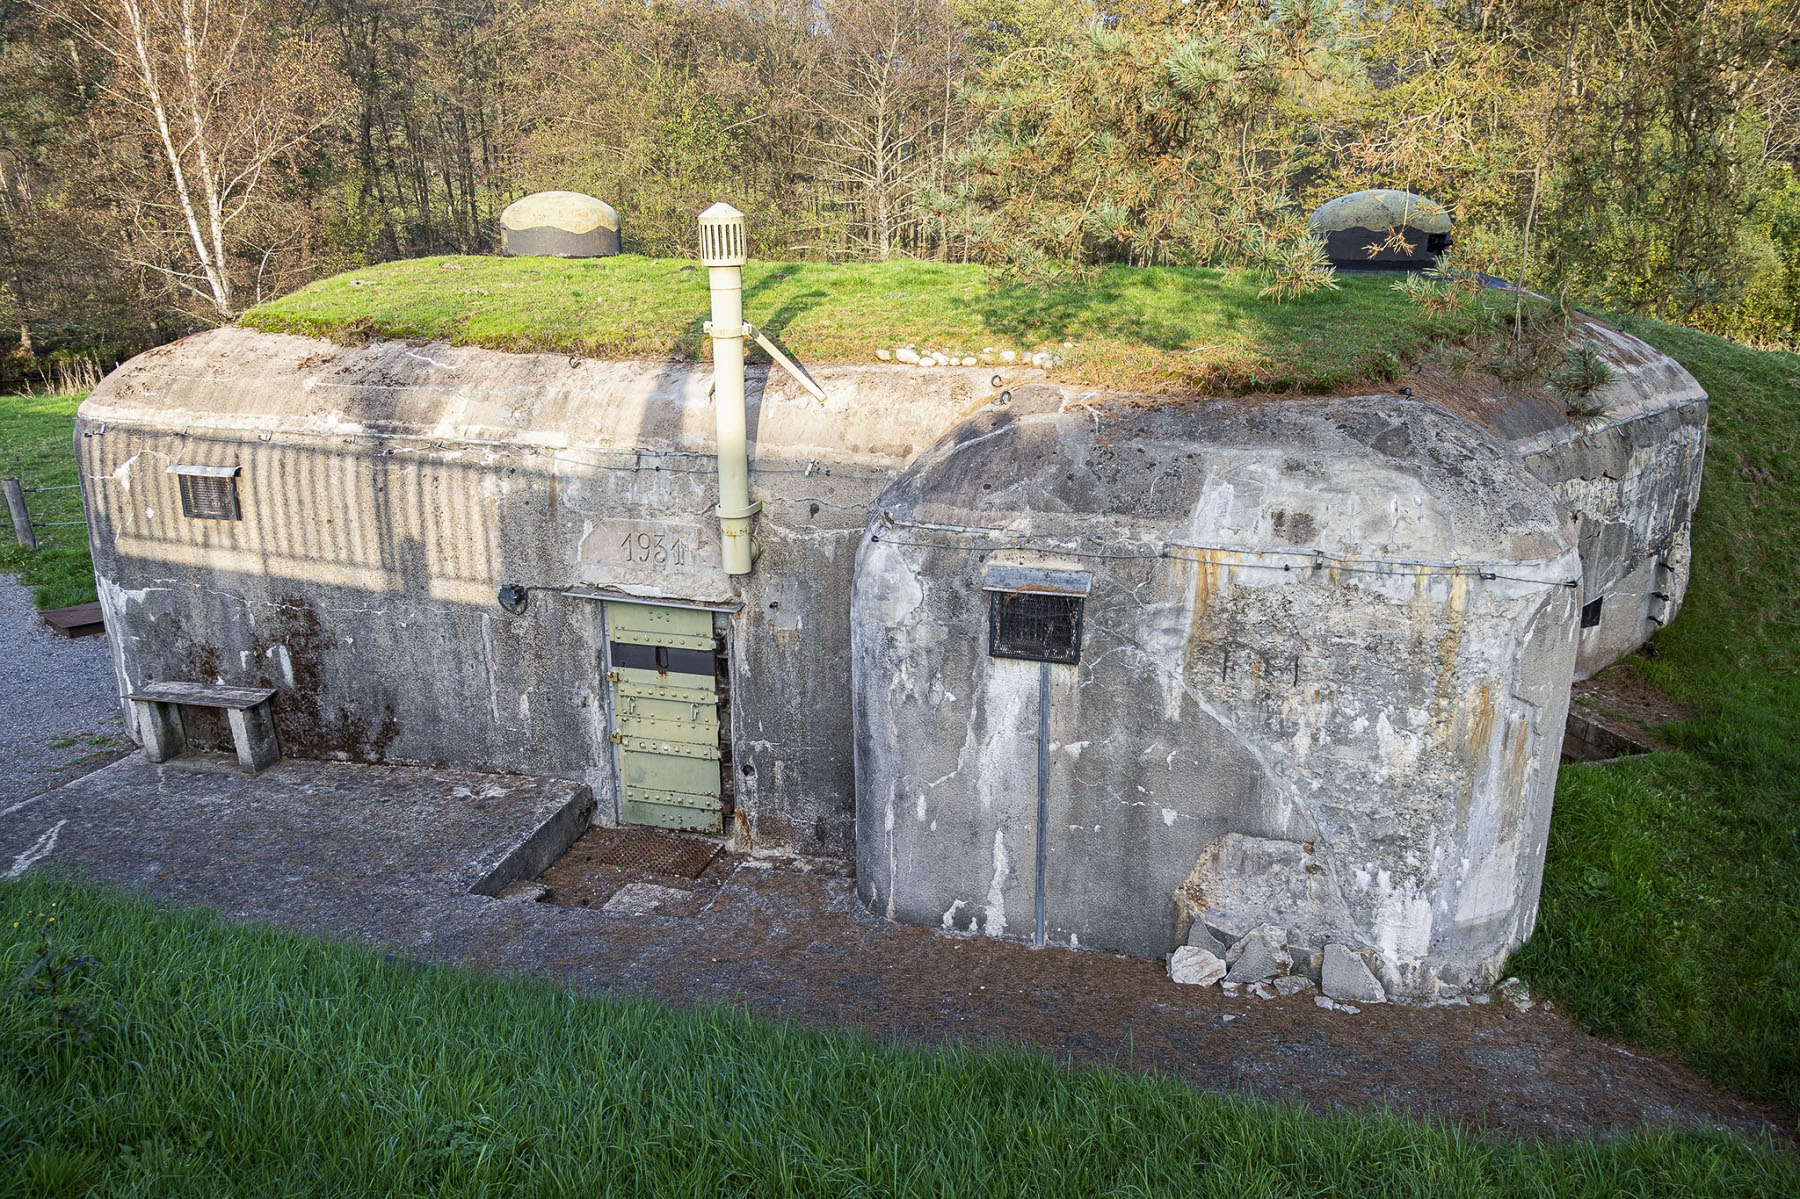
[618,530,693,568]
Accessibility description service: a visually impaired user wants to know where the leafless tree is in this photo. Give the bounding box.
[811,0,961,260]
[32,0,344,317]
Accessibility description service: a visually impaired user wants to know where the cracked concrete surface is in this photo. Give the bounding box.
[3,753,1790,1146]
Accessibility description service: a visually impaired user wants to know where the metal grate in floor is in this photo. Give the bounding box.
[582,826,722,879]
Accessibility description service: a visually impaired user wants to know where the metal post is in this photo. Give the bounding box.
[1034,659,1050,949]
[2,477,36,550]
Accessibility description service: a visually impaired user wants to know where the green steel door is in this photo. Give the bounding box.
[605,602,724,832]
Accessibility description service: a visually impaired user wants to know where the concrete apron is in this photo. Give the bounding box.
[1,752,1787,1144]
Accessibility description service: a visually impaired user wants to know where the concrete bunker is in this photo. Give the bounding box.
[851,392,1584,997]
[76,230,1705,1001]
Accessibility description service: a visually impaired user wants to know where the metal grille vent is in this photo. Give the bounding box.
[989,591,1083,664]
[1581,597,1604,629]
[171,468,241,520]
[697,202,747,266]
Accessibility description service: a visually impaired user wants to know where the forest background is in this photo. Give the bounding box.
[2,0,1797,389]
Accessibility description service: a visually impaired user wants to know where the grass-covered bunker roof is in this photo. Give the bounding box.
[241,255,1507,394]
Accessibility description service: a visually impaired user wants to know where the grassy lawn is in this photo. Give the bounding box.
[4,873,1795,1198]
[1512,318,1800,1112]
[241,255,1499,393]
[0,390,94,609]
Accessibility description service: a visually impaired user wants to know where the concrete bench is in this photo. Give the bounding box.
[126,682,282,774]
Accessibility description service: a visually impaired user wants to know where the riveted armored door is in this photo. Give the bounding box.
[604,601,725,832]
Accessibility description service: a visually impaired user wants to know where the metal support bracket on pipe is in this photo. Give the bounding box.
[702,322,832,406]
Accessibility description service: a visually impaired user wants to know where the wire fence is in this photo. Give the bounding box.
[2,476,87,550]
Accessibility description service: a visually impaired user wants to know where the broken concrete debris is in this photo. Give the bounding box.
[601,882,692,916]
[1224,923,1293,984]
[1184,922,1227,956]
[1167,945,1227,987]
[1322,943,1388,1005]
[1169,930,1388,1010]
[1499,976,1535,1012]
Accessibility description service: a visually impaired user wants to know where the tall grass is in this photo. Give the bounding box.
[3,874,1794,1198]
[1513,318,1800,1111]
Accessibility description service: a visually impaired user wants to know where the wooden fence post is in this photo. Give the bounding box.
[2,477,37,550]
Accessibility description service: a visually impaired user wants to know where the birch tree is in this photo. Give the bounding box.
[32,0,343,317]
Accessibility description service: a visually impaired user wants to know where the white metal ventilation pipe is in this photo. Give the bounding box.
[699,202,758,575]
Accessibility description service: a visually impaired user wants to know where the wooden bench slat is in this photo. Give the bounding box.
[42,602,106,638]
[127,682,278,709]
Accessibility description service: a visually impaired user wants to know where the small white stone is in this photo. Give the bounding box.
[1314,995,1361,1014]
[960,356,977,366]
[895,347,920,365]
[999,350,1017,363]
[1168,945,1227,987]
[1219,981,1241,998]
[876,348,892,361]
[1498,977,1534,1012]
[1273,975,1313,997]
[1250,981,1277,1000]
[1062,340,1074,348]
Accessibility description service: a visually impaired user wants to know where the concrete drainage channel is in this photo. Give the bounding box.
[467,787,597,898]
[478,815,746,919]
[1561,708,1658,764]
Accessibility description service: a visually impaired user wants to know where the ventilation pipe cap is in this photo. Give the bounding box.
[698,202,748,267]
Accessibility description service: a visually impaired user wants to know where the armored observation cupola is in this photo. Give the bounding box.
[1308,189,1452,270]
[500,191,621,258]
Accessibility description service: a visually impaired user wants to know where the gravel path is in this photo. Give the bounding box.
[0,574,127,806]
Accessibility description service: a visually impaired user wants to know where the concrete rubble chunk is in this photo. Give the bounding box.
[1167,945,1227,987]
[1322,943,1388,1004]
[1315,995,1361,1014]
[1498,976,1534,1012]
[497,879,550,902]
[1224,924,1292,984]
[1177,833,1355,949]
[1185,922,1226,956]
[601,882,691,916]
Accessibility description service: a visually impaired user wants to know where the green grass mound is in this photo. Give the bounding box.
[1514,319,1800,1113]
[241,256,1489,393]
[4,874,1794,1197]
